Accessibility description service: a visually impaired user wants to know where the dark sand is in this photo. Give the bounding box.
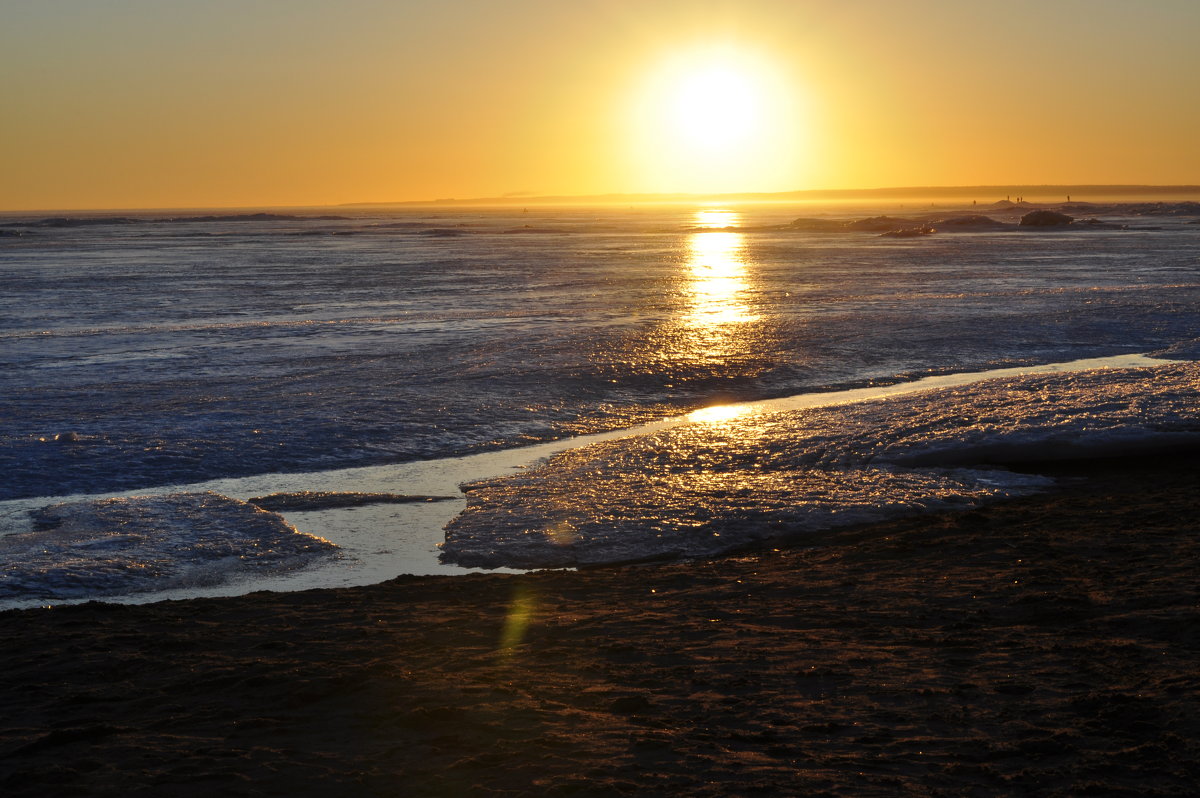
[2,456,1198,796]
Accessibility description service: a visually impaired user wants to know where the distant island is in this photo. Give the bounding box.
[343,185,1200,208]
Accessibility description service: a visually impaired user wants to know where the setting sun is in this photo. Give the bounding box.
[626,44,806,196]
[669,64,762,154]
[1,2,1197,208]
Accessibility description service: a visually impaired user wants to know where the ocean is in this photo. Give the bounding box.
[2,202,1199,607]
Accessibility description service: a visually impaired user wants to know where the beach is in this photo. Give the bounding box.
[3,453,1197,796]
[6,0,1200,792]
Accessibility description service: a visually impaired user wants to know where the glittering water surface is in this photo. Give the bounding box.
[4,204,1199,502]
[443,360,1200,569]
[2,203,1199,604]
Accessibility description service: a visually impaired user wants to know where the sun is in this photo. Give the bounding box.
[626,45,806,195]
[670,65,762,154]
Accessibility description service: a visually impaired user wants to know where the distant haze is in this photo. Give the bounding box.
[3,0,1198,211]
[343,185,1200,209]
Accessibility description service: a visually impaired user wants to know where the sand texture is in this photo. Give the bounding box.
[1,456,1198,796]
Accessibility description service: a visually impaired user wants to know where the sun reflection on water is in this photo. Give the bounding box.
[693,208,739,229]
[687,403,751,425]
[684,209,757,343]
[624,208,765,387]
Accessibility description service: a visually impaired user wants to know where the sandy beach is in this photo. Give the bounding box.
[2,453,1198,796]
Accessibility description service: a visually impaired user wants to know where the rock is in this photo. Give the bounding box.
[844,216,921,232]
[1019,210,1074,227]
[934,215,1009,230]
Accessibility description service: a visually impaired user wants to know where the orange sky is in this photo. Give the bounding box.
[3,0,1199,211]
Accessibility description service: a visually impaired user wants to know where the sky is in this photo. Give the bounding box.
[3,0,1199,210]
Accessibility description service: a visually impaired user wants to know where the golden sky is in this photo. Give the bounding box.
[3,0,1199,210]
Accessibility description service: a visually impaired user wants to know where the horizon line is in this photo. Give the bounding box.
[344,184,1200,208]
[4,184,1200,215]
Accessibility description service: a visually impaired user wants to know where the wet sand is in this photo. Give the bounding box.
[1,455,1198,796]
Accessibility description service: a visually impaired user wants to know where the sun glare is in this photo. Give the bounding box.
[671,66,761,154]
[686,223,755,328]
[627,45,805,195]
[688,403,752,425]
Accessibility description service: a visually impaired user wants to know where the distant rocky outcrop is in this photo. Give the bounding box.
[844,216,922,232]
[790,214,1006,235]
[1019,210,1074,227]
[775,203,1187,237]
[933,215,1011,231]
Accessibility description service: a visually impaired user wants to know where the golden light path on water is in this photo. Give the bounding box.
[671,208,760,370]
[626,207,766,375]
[501,207,759,652]
[686,209,755,328]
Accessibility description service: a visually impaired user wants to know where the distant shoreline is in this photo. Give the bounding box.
[343,184,1200,208]
[5,186,1200,216]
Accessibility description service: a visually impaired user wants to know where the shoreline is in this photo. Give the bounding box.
[0,352,1176,609]
[2,453,1197,795]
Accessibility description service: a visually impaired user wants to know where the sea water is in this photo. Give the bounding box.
[2,203,1199,606]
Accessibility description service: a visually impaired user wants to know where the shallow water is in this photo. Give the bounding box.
[0,352,1183,609]
[4,204,1199,501]
[2,203,1199,606]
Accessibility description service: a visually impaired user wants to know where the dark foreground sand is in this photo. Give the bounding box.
[2,456,1198,797]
